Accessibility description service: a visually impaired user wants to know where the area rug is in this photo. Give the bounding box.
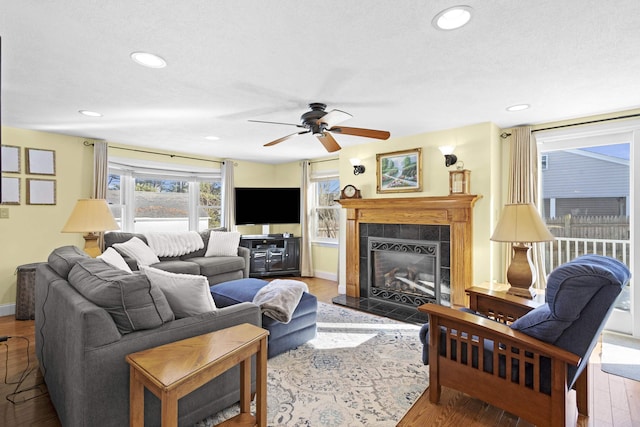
[600,331,640,381]
[195,302,428,426]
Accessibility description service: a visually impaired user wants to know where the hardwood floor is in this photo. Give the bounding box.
[1,277,637,426]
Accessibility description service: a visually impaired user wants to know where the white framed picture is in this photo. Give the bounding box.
[27,178,56,205]
[1,177,20,204]
[1,145,21,173]
[26,148,56,175]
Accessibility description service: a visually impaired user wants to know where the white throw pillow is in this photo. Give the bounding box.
[97,247,133,273]
[140,266,217,318]
[205,231,241,257]
[112,237,160,267]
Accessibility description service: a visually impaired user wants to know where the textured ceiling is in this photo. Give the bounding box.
[1,0,639,163]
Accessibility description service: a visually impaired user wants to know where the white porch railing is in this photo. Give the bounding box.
[543,237,630,272]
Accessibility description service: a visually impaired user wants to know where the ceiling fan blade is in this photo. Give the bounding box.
[264,130,310,147]
[319,109,352,127]
[249,119,305,128]
[316,132,342,153]
[328,126,391,140]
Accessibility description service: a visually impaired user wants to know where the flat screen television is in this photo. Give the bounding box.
[234,187,301,225]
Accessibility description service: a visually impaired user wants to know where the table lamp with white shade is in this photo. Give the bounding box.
[490,203,555,298]
[61,199,120,257]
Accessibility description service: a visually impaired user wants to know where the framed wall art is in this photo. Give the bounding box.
[1,145,21,173]
[1,177,20,204]
[376,148,422,193]
[26,148,56,175]
[27,178,56,205]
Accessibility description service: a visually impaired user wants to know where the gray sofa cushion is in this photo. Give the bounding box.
[151,260,201,275]
[48,245,90,278]
[68,259,174,334]
[188,256,245,277]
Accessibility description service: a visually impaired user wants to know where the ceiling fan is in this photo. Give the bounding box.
[249,103,391,153]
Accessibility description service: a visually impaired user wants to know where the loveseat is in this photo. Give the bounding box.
[104,229,249,285]
[35,245,262,427]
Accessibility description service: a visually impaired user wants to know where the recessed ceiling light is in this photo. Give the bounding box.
[130,51,167,69]
[204,135,220,141]
[432,6,473,30]
[78,110,103,117]
[506,104,531,112]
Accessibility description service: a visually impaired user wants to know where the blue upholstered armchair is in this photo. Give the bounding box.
[418,254,630,427]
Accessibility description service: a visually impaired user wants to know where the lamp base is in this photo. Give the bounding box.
[506,243,537,299]
[83,233,102,258]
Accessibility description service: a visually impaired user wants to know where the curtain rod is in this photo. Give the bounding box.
[500,112,640,139]
[308,157,339,164]
[84,141,223,164]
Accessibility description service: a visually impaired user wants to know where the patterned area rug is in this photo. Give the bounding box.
[601,331,640,381]
[196,302,428,426]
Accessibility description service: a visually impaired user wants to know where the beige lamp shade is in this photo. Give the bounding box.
[62,199,119,233]
[490,203,554,243]
[491,203,554,299]
[62,199,119,257]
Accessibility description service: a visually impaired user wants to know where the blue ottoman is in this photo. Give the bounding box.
[210,278,317,358]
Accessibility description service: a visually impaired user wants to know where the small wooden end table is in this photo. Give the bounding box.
[126,323,269,427]
[466,284,545,323]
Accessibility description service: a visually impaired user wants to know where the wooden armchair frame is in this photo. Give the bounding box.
[419,302,584,427]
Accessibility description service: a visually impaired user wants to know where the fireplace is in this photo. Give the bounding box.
[338,195,480,314]
[365,232,451,310]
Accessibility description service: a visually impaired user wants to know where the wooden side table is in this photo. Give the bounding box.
[126,323,269,427]
[466,284,545,323]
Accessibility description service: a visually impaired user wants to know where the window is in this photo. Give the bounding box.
[536,118,640,336]
[198,180,222,229]
[108,159,222,232]
[540,154,549,170]
[311,176,340,242]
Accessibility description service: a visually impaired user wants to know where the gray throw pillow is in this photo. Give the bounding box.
[140,266,217,319]
[68,259,174,334]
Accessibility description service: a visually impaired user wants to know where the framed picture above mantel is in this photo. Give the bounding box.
[376,148,422,194]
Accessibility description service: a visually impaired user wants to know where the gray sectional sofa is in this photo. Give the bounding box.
[104,229,249,285]
[35,245,261,427]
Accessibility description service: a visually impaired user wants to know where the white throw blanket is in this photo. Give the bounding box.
[252,279,309,324]
[143,231,204,257]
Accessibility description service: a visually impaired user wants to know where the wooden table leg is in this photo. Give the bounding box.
[256,336,268,427]
[130,367,145,427]
[239,358,251,414]
[161,389,178,427]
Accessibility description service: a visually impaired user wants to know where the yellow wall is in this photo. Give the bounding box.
[336,122,502,287]
[0,127,93,306]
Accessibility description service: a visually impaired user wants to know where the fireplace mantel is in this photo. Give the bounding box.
[339,195,481,306]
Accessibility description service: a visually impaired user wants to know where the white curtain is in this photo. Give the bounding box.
[506,126,548,288]
[300,160,314,277]
[92,141,109,249]
[222,159,235,230]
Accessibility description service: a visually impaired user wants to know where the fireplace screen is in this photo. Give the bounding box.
[368,237,448,307]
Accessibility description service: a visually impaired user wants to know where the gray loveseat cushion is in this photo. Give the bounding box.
[68,259,175,334]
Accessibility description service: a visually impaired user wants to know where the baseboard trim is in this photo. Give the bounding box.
[0,303,16,317]
[313,270,337,282]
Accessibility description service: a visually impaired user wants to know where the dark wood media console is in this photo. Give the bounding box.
[240,235,301,278]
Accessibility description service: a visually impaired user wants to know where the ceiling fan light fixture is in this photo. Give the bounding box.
[432,6,473,30]
[130,51,167,69]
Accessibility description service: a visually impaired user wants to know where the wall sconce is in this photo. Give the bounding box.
[350,158,366,175]
[438,146,458,167]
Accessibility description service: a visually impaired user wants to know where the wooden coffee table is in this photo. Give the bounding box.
[126,323,269,427]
